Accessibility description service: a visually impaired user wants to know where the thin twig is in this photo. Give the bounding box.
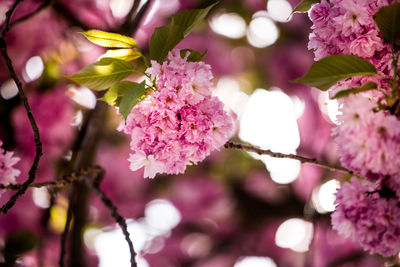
[127,0,153,36]
[224,141,353,175]
[0,166,104,191]
[59,194,73,267]
[52,2,90,30]
[83,175,137,267]
[10,0,52,28]
[0,0,43,215]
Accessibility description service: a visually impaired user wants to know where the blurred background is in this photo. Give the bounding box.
[0,0,388,266]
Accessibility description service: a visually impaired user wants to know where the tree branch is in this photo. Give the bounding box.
[0,0,43,215]
[224,141,354,175]
[0,166,104,190]
[59,193,74,267]
[10,0,53,28]
[83,175,137,267]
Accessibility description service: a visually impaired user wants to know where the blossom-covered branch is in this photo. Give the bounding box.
[0,0,43,214]
[224,141,353,175]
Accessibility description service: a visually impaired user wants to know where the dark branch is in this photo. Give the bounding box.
[10,0,53,28]
[52,2,90,31]
[0,166,104,190]
[0,0,43,215]
[59,194,74,267]
[124,0,153,36]
[224,141,354,175]
[83,175,137,267]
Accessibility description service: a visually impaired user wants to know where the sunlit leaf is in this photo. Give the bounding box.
[98,49,142,61]
[293,55,377,90]
[332,82,377,99]
[66,58,134,91]
[149,2,217,62]
[180,49,207,62]
[293,0,320,13]
[119,81,147,120]
[99,81,138,106]
[3,230,38,262]
[82,30,137,48]
[374,2,400,45]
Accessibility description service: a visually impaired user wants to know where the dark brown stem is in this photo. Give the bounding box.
[123,0,153,36]
[0,0,43,215]
[52,2,90,30]
[59,194,74,267]
[10,0,52,28]
[83,175,137,267]
[224,141,353,175]
[0,166,104,190]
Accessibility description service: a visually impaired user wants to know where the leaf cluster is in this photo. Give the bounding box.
[66,3,217,120]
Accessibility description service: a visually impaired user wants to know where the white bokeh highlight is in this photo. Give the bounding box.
[312,179,340,213]
[275,218,314,252]
[68,87,97,109]
[247,13,279,48]
[24,56,44,82]
[210,13,247,39]
[234,256,277,267]
[239,88,301,184]
[267,0,292,23]
[0,79,18,100]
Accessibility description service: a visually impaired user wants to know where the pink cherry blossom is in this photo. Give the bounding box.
[120,50,233,178]
[0,140,20,186]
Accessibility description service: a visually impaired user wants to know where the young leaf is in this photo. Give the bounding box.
[172,2,218,37]
[66,58,134,91]
[149,2,217,62]
[332,82,377,99]
[119,81,147,120]
[293,55,377,91]
[374,2,400,45]
[149,24,183,63]
[98,49,142,61]
[99,81,138,106]
[180,49,207,62]
[293,0,320,13]
[82,30,137,48]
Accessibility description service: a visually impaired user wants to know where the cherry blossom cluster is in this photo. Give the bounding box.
[0,140,20,186]
[120,50,233,178]
[309,0,395,96]
[332,177,400,257]
[309,0,400,256]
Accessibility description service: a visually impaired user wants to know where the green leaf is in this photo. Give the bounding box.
[3,230,38,262]
[119,81,147,120]
[99,81,138,106]
[66,58,134,91]
[149,2,217,62]
[293,55,378,90]
[293,0,320,13]
[374,2,400,45]
[180,49,207,62]
[332,82,377,99]
[98,49,142,61]
[149,24,183,63]
[82,30,137,48]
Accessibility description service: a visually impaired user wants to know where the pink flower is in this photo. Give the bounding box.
[332,177,400,257]
[120,50,233,178]
[0,140,20,185]
[334,95,400,178]
[349,29,384,58]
